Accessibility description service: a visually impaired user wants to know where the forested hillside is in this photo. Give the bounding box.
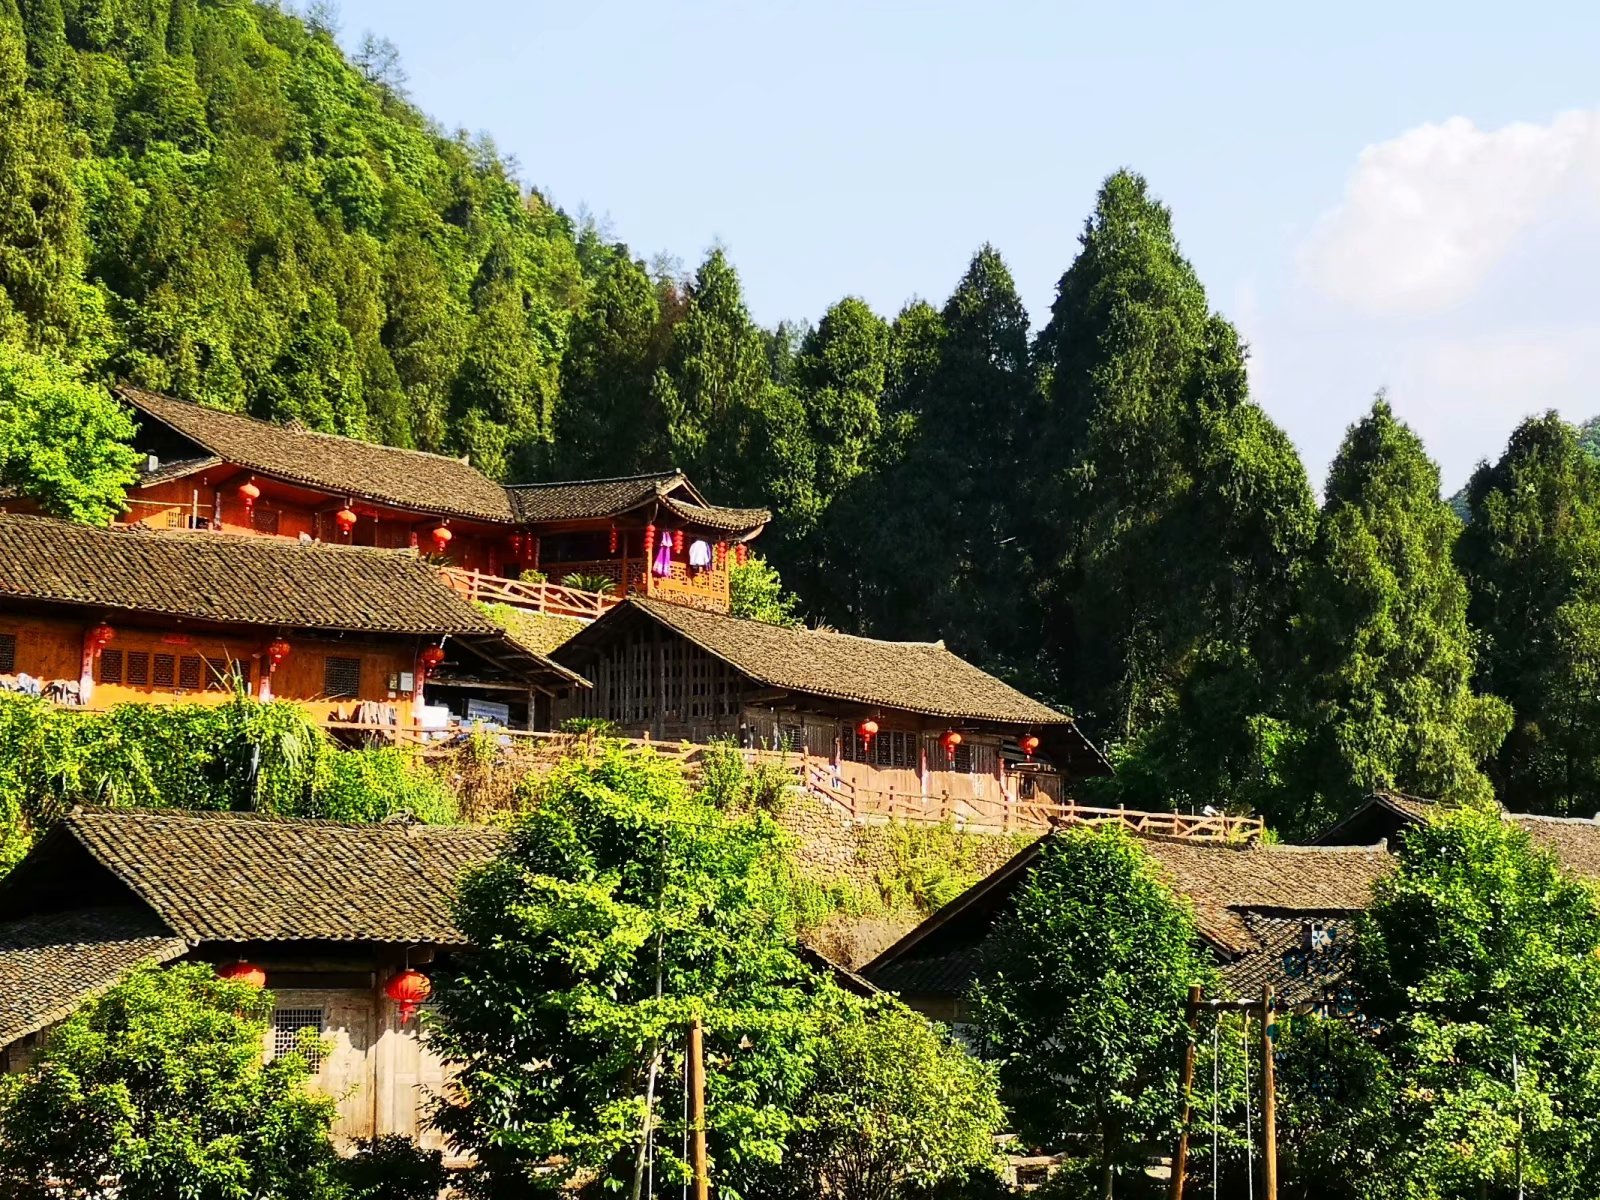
[8,0,1600,834]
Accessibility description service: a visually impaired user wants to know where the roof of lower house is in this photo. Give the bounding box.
[554,598,1076,728]
[505,472,769,534]
[862,831,1393,1006]
[120,386,519,524]
[121,387,771,536]
[0,514,585,687]
[0,806,873,1048]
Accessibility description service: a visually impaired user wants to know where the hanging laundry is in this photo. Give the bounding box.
[689,539,712,569]
[653,535,674,577]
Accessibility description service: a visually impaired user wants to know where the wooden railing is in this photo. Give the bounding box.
[316,721,1262,843]
[439,568,621,621]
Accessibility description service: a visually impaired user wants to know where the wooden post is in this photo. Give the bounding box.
[1262,985,1278,1200]
[689,1015,709,1200]
[1170,984,1203,1200]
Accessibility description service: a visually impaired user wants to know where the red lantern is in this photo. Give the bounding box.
[237,480,260,512]
[418,645,446,678]
[672,529,685,554]
[1021,734,1040,758]
[644,523,657,555]
[715,542,727,569]
[609,525,619,554]
[735,544,749,566]
[87,623,115,657]
[943,730,963,754]
[385,969,432,1023]
[335,506,357,535]
[431,524,452,554]
[858,718,878,750]
[217,961,266,989]
[266,638,291,673]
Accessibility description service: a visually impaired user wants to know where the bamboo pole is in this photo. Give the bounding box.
[689,1015,709,1200]
[1262,985,1278,1200]
[1170,984,1204,1200]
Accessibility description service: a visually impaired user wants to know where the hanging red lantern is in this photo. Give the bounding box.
[217,961,267,989]
[385,968,432,1023]
[672,529,685,555]
[431,524,452,554]
[266,638,291,673]
[609,524,619,554]
[87,623,115,657]
[715,542,727,569]
[334,506,357,535]
[943,730,963,754]
[418,645,446,678]
[735,544,749,566]
[644,524,657,557]
[237,480,261,512]
[858,718,879,750]
[1021,734,1040,758]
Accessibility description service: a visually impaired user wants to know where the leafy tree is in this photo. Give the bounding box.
[0,963,337,1198]
[1031,171,1315,751]
[0,343,137,522]
[970,826,1217,1198]
[759,999,1005,1200]
[1457,412,1600,815]
[729,552,803,627]
[1280,398,1510,835]
[1339,806,1600,1198]
[426,743,849,1198]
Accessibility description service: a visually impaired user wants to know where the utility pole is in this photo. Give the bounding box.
[1261,985,1278,1200]
[689,1015,709,1200]
[1170,984,1203,1200]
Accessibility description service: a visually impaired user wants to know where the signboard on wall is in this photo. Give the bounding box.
[466,698,510,726]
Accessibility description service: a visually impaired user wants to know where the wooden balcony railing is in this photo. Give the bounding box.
[439,567,621,621]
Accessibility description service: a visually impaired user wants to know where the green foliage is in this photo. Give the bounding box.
[332,1135,448,1200]
[1278,398,1510,834]
[970,826,1217,1194]
[1302,806,1600,1198]
[0,342,137,521]
[0,963,337,1198]
[427,742,852,1197]
[873,820,1027,912]
[1457,411,1600,816]
[756,998,1006,1200]
[307,744,457,824]
[729,552,803,626]
[559,570,615,595]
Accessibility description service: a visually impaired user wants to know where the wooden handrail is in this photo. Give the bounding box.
[438,567,621,621]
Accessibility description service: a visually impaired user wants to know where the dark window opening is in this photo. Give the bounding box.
[99,649,124,684]
[152,654,175,689]
[0,633,16,675]
[127,651,150,687]
[178,655,202,691]
[323,655,361,698]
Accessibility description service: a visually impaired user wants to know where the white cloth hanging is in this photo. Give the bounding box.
[689,539,712,568]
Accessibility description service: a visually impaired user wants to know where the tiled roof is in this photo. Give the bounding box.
[559,599,1073,726]
[136,454,224,487]
[120,387,518,523]
[505,472,769,533]
[862,833,1393,1003]
[61,809,506,945]
[0,513,501,636]
[1514,814,1600,879]
[0,908,188,1045]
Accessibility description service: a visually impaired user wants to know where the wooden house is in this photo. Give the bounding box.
[107,387,768,615]
[0,513,583,729]
[551,598,1110,815]
[861,833,1395,1022]
[0,808,873,1151]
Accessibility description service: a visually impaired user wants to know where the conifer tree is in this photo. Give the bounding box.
[1031,171,1314,751]
[1281,398,1510,834]
[1457,412,1600,815]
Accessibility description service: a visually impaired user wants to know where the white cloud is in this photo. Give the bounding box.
[1302,111,1600,315]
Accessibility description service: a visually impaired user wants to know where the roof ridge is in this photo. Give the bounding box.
[632,597,946,647]
[111,522,426,561]
[1509,811,1600,825]
[67,806,495,833]
[503,469,684,491]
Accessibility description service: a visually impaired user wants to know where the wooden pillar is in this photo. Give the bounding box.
[1170,985,1203,1200]
[689,1015,709,1200]
[1262,985,1278,1200]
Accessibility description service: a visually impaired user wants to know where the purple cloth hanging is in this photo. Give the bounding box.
[653,536,674,577]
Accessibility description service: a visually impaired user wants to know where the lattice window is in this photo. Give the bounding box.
[205,657,235,691]
[323,655,361,698]
[126,651,150,687]
[271,1007,325,1072]
[152,654,175,689]
[99,649,124,684]
[0,633,16,675]
[840,726,917,767]
[251,508,280,535]
[178,655,202,691]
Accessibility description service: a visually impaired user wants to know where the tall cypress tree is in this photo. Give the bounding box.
[1457,412,1600,815]
[1031,171,1314,751]
[1281,398,1510,834]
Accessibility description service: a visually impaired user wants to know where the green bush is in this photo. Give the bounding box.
[332,1135,447,1200]
[308,746,457,823]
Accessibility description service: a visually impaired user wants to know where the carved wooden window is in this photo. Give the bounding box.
[126,651,150,687]
[0,633,16,675]
[840,726,917,768]
[99,648,123,684]
[152,654,176,689]
[251,508,280,535]
[271,1007,325,1072]
[323,655,361,699]
[177,655,203,691]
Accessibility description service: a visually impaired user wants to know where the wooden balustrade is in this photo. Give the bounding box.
[438,567,620,621]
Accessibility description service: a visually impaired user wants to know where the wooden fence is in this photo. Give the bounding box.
[318,720,1262,842]
[438,567,620,621]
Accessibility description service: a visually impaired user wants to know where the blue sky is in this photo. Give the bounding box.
[331,0,1600,492]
